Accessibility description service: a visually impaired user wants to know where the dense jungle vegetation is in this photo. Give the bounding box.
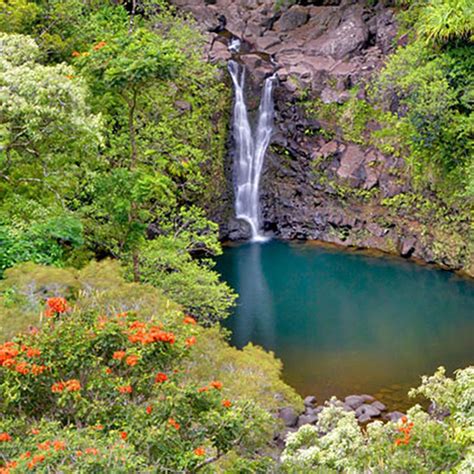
[0,0,473,472]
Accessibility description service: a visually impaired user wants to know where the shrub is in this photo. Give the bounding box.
[0,297,275,472]
[281,367,474,472]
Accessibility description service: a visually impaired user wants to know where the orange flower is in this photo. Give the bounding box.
[120,431,127,440]
[53,440,66,451]
[0,433,12,442]
[194,447,205,456]
[183,316,196,325]
[37,441,51,451]
[31,428,40,435]
[85,448,98,455]
[125,355,139,366]
[116,312,128,318]
[113,351,126,360]
[46,297,69,314]
[31,364,47,376]
[76,450,83,457]
[65,74,75,79]
[28,454,45,469]
[155,372,168,384]
[168,418,180,430]
[105,367,113,374]
[95,424,104,430]
[51,381,65,393]
[210,380,223,390]
[72,51,81,57]
[146,405,153,415]
[222,399,232,408]
[15,361,29,375]
[20,452,31,459]
[26,347,41,358]
[93,41,107,50]
[401,416,408,424]
[2,359,16,368]
[185,336,196,347]
[118,385,133,394]
[65,379,81,392]
[197,386,208,393]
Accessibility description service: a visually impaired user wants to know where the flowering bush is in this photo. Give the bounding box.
[0,298,274,472]
[281,367,474,472]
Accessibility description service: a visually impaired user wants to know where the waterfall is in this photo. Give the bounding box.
[228,60,275,242]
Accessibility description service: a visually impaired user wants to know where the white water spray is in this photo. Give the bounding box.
[228,60,275,242]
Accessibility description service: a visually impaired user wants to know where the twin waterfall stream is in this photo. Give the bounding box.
[228,60,275,241]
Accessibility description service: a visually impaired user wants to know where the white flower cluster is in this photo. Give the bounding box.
[281,367,474,473]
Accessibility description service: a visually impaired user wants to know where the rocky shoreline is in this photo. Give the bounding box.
[274,393,450,448]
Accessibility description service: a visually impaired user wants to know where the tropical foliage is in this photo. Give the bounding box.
[281,367,474,472]
[0,295,278,472]
[0,0,233,322]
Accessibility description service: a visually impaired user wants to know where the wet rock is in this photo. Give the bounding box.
[360,394,376,403]
[304,395,317,407]
[386,411,405,422]
[400,236,417,257]
[344,395,365,410]
[355,403,381,418]
[358,413,372,423]
[227,217,251,241]
[279,407,298,427]
[209,40,231,63]
[297,414,319,427]
[371,401,387,412]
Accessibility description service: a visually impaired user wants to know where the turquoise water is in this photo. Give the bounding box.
[216,241,474,410]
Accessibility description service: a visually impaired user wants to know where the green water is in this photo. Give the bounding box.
[216,241,474,410]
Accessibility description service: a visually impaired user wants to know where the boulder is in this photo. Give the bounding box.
[386,411,405,422]
[209,40,231,63]
[310,8,368,59]
[297,414,319,427]
[227,217,252,241]
[279,407,299,427]
[355,403,381,418]
[358,413,372,423]
[274,5,309,32]
[304,395,317,407]
[400,236,416,257]
[371,401,387,412]
[336,144,366,186]
[344,395,365,410]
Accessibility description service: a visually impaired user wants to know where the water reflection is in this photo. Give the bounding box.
[232,243,276,349]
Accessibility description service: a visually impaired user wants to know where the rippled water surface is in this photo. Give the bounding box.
[216,241,474,410]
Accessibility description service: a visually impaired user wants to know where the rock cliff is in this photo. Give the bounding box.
[170,0,473,277]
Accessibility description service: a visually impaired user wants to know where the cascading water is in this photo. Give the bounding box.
[228,60,275,242]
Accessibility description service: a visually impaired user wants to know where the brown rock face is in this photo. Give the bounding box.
[170,0,473,276]
[169,0,397,93]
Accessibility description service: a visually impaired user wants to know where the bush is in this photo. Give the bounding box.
[281,367,474,472]
[0,296,276,472]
